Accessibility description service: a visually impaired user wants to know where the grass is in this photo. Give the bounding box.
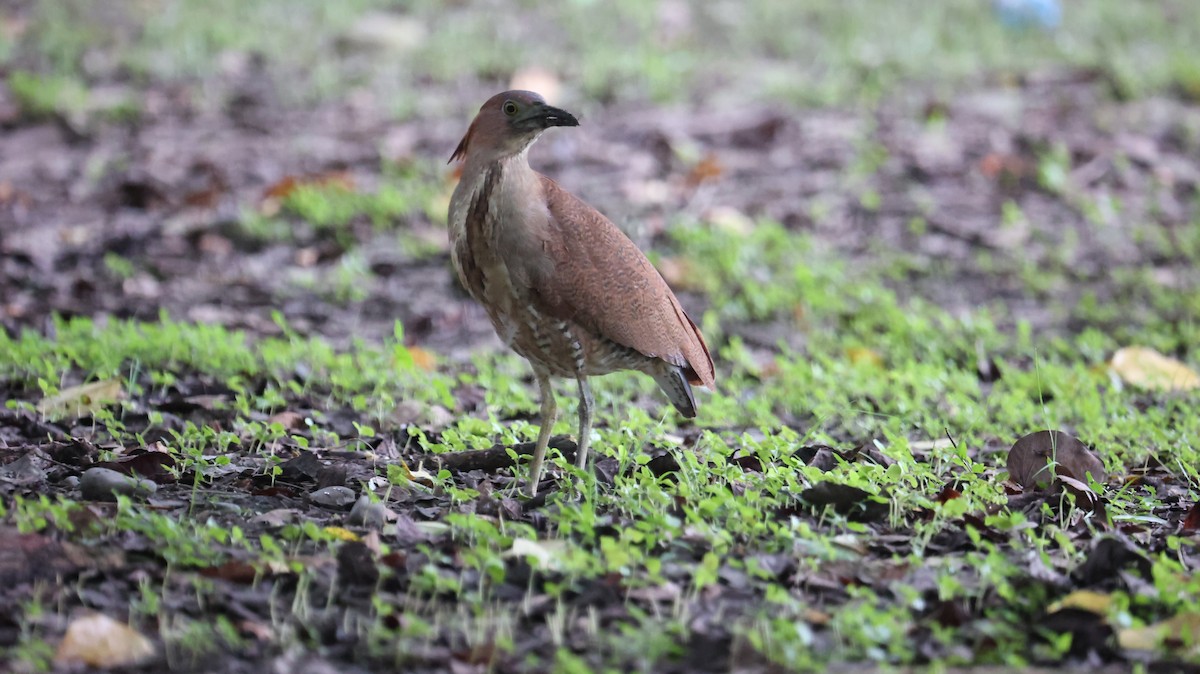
[3,214,1199,669]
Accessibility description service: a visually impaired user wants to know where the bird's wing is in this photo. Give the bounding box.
[526,175,715,388]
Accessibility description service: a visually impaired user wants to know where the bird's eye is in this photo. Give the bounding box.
[502,101,518,116]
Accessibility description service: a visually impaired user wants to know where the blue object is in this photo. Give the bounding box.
[992,0,1061,30]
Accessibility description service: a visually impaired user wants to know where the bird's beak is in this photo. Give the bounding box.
[520,103,579,130]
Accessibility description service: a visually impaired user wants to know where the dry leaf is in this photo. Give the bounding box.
[1058,474,1106,517]
[408,346,437,372]
[507,537,566,570]
[1119,612,1200,653]
[323,527,360,542]
[1182,502,1200,533]
[55,613,155,668]
[267,411,308,430]
[260,171,355,216]
[1109,346,1200,391]
[685,153,724,187]
[1007,430,1106,490]
[1049,590,1112,615]
[37,379,124,421]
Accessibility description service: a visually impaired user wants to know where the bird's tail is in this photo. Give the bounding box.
[653,365,698,418]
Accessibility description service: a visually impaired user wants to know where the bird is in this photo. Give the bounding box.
[447,90,715,496]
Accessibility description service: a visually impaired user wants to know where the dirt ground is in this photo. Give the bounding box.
[4,67,1198,351]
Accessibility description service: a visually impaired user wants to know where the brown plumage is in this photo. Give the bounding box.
[448,90,714,496]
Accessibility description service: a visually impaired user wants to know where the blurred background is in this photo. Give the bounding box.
[1,0,1198,354]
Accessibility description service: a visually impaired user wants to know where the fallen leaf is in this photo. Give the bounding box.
[935,484,962,503]
[408,346,437,371]
[55,613,155,668]
[267,411,308,430]
[1049,590,1112,615]
[323,527,360,542]
[1182,502,1200,533]
[199,560,261,584]
[1057,474,1106,517]
[37,379,124,421]
[260,171,355,216]
[1007,430,1106,490]
[798,482,890,522]
[1118,612,1200,653]
[506,537,567,570]
[685,153,724,187]
[1109,346,1200,391]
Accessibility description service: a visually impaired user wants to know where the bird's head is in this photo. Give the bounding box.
[450,90,579,164]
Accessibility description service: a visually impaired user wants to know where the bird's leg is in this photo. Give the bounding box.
[575,377,595,470]
[526,369,557,497]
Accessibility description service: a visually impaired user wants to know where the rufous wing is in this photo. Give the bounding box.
[527,175,715,388]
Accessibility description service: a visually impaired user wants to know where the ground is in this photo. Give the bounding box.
[2,1,1200,672]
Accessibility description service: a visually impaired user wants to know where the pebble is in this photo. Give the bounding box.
[347,495,389,528]
[80,467,157,501]
[309,486,357,509]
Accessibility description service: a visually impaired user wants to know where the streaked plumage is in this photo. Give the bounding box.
[448,90,714,495]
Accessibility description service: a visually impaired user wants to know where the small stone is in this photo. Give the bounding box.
[309,486,357,509]
[348,495,389,528]
[80,467,157,501]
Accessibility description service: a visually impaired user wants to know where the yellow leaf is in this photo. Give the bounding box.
[55,613,155,668]
[845,346,884,367]
[37,379,124,421]
[323,527,360,542]
[1119,612,1200,653]
[1110,346,1200,391]
[401,460,437,488]
[408,346,437,372]
[1048,590,1112,615]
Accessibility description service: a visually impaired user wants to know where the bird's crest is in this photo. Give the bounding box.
[449,121,475,164]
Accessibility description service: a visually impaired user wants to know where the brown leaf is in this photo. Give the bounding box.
[935,484,962,504]
[798,483,890,522]
[267,411,307,430]
[1057,474,1106,518]
[1182,502,1200,533]
[199,560,261,584]
[685,153,724,187]
[1007,430,1106,490]
[92,450,178,484]
[260,171,355,216]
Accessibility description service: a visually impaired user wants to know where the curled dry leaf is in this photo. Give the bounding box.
[1109,346,1200,391]
[1007,430,1106,490]
[1057,474,1106,517]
